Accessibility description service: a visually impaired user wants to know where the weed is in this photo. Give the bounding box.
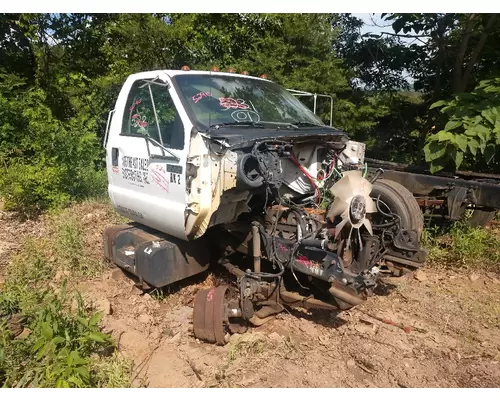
[214,336,270,388]
[6,239,53,286]
[423,222,500,272]
[49,209,102,277]
[227,335,269,364]
[149,288,168,301]
[0,234,130,387]
[79,197,130,225]
[450,223,500,264]
[0,284,119,387]
[56,216,93,276]
[421,226,451,262]
[90,352,132,388]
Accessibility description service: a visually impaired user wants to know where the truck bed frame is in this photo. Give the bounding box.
[364,157,500,225]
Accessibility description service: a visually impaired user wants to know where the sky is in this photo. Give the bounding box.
[352,13,418,87]
[353,13,392,35]
[353,13,424,45]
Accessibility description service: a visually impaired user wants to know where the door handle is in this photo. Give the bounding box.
[112,148,119,166]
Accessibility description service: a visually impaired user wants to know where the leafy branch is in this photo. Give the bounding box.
[424,78,500,173]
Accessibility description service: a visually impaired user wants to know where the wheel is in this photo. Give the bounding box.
[466,209,495,228]
[370,178,424,240]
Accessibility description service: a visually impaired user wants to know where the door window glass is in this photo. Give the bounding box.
[121,80,184,150]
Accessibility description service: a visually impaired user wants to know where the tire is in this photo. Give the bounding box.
[370,178,424,239]
[467,209,495,228]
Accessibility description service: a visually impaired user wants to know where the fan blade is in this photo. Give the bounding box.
[334,215,349,238]
[345,226,354,250]
[360,179,373,198]
[344,170,364,196]
[363,218,373,236]
[343,170,374,199]
[357,228,363,251]
[343,169,363,180]
[329,175,353,202]
[365,197,377,213]
[327,197,350,220]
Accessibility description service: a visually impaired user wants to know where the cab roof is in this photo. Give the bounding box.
[128,69,271,83]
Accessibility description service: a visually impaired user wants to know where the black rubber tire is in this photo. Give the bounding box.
[467,209,495,228]
[370,178,424,239]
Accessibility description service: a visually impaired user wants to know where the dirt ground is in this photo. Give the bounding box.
[1,203,500,388]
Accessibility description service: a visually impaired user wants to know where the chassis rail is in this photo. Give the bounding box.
[364,158,500,221]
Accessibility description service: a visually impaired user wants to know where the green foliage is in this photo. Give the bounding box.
[1,292,104,387]
[424,78,500,173]
[1,12,500,211]
[51,208,103,277]
[90,352,132,388]
[349,13,500,171]
[1,163,71,214]
[0,236,130,387]
[0,78,106,216]
[0,287,125,387]
[334,14,421,91]
[380,13,500,94]
[422,222,500,271]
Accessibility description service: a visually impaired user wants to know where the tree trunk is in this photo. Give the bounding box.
[455,14,497,93]
[452,14,476,93]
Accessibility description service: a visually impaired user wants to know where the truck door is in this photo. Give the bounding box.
[106,73,190,240]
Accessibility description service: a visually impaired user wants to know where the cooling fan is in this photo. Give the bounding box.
[326,169,377,249]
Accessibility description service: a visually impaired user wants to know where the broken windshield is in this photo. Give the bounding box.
[172,74,325,131]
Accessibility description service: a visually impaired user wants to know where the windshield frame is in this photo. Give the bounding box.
[169,72,326,133]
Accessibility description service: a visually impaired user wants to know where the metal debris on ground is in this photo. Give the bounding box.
[357,309,428,334]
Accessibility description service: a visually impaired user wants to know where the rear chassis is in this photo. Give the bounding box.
[365,158,500,227]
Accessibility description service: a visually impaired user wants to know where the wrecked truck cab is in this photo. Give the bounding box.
[105,70,349,240]
[103,69,427,345]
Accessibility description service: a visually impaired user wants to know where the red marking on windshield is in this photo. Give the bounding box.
[192,92,212,104]
[219,97,250,111]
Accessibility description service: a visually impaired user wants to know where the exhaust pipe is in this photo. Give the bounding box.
[328,282,366,306]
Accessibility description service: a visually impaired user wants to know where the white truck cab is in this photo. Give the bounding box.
[105,69,357,241]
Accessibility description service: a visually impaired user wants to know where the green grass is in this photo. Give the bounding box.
[422,221,500,272]
[0,230,131,387]
[47,206,106,278]
[54,216,89,275]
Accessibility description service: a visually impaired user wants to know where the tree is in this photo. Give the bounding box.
[0,14,37,85]
[352,13,500,172]
[333,13,421,91]
[1,13,373,213]
[379,13,500,96]
[424,78,500,173]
